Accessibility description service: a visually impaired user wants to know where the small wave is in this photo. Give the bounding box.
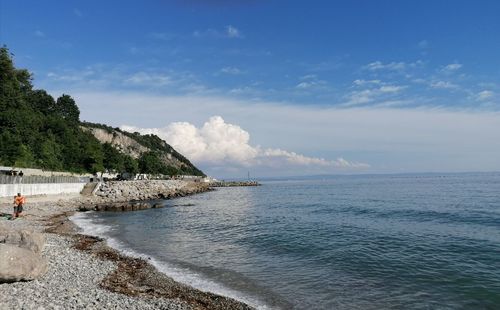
[69,212,276,310]
[70,212,113,235]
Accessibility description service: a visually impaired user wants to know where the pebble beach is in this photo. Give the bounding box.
[0,182,253,310]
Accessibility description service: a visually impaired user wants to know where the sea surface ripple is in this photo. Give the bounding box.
[75,173,500,309]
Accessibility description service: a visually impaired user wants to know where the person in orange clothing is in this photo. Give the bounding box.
[12,193,25,219]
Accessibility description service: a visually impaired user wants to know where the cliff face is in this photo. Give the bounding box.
[83,127,147,159]
[82,125,204,176]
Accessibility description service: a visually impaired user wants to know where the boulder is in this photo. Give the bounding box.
[0,244,48,283]
[0,229,45,253]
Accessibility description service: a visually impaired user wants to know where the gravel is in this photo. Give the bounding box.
[0,232,191,310]
[0,192,194,309]
[0,185,251,310]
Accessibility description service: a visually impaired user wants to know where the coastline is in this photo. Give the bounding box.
[0,181,254,310]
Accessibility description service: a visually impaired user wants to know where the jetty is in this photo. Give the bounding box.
[210,181,261,187]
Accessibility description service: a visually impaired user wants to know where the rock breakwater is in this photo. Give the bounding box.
[78,180,211,212]
[211,181,261,187]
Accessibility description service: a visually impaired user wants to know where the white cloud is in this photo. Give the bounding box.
[345,89,375,105]
[363,60,424,72]
[121,116,368,170]
[260,149,368,168]
[441,63,463,73]
[477,90,494,101]
[66,91,500,176]
[226,25,241,38]
[295,76,327,90]
[228,86,257,95]
[193,25,242,39]
[430,81,459,89]
[345,85,406,106]
[353,79,382,86]
[300,74,317,80]
[296,82,314,89]
[364,61,403,71]
[124,72,172,86]
[219,67,243,75]
[379,85,405,93]
[295,80,327,89]
[46,70,94,82]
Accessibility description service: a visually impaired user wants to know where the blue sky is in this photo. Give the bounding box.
[1,1,500,177]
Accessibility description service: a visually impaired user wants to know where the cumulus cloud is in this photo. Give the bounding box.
[121,116,368,170]
[69,91,500,176]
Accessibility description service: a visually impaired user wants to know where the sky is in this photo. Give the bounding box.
[1,0,500,178]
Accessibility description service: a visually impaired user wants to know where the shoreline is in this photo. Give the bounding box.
[0,181,255,310]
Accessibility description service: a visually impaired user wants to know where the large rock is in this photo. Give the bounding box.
[0,229,45,253]
[0,244,48,283]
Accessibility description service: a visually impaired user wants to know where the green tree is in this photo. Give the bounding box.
[0,46,22,110]
[0,46,204,176]
[56,94,80,123]
[123,155,139,174]
[38,133,63,170]
[102,143,124,172]
[138,151,163,174]
[0,131,21,165]
[27,90,56,116]
[162,165,179,176]
[15,69,33,93]
[14,144,36,167]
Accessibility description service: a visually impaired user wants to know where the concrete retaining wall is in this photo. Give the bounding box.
[0,183,86,197]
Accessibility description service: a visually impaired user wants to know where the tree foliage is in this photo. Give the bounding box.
[0,46,204,176]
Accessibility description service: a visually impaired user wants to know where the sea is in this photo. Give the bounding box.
[72,173,500,309]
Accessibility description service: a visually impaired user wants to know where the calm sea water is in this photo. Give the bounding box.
[73,173,500,309]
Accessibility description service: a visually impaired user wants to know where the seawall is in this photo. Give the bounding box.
[0,183,86,197]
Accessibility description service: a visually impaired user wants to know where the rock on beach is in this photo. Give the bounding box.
[0,244,47,283]
[0,228,48,283]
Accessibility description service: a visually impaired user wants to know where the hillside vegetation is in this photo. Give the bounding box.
[0,46,204,176]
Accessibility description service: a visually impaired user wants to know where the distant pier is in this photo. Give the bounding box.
[210,181,261,187]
